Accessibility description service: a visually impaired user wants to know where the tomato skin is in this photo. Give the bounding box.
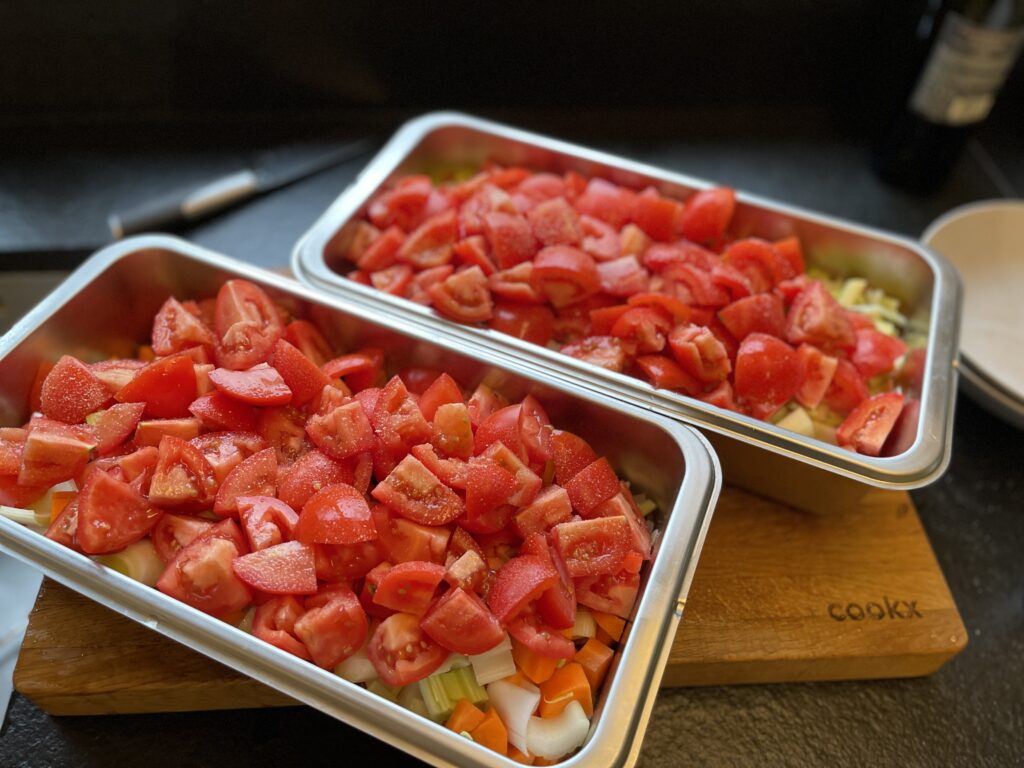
[416,373,464,422]
[610,306,673,354]
[421,587,505,655]
[550,430,599,487]
[213,279,284,371]
[306,400,376,461]
[453,235,497,275]
[553,517,631,578]
[212,446,277,518]
[836,392,905,457]
[276,450,354,512]
[561,335,630,373]
[232,540,318,595]
[721,238,794,291]
[76,470,162,555]
[367,612,449,687]
[487,554,559,625]
[508,609,576,660]
[156,522,253,620]
[294,584,369,669]
[678,187,736,245]
[148,435,218,512]
[90,402,146,455]
[271,339,330,407]
[824,359,870,416]
[575,568,640,620]
[564,458,621,516]
[371,454,465,526]
[40,355,111,425]
[372,560,446,616]
[152,296,215,357]
[371,376,432,456]
[464,458,516,533]
[520,533,577,630]
[851,328,908,379]
[372,504,451,565]
[631,188,682,242]
[237,495,299,551]
[785,281,856,353]
[518,395,553,466]
[597,255,650,297]
[189,392,257,433]
[429,265,494,324]
[44,496,79,549]
[315,540,385,582]
[116,353,198,419]
[594,491,651,557]
[733,333,803,416]
[409,444,469,490]
[19,418,95,487]
[718,293,786,341]
[531,245,601,309]
[190,430,266,486]
[795,344,838,410]
[253,595,311,660]
[284,320,333,368]
[488,302,555,346]
[295,482,376,545]
[574,178,635,230]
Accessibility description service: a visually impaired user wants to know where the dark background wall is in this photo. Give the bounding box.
[3,0,1019,141]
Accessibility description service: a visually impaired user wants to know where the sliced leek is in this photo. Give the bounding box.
[470,634,515,686]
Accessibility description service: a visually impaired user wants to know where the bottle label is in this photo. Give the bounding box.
[910,11,1024,126]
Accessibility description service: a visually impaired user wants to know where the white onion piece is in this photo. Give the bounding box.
[486,679,540,754]
[334,647,378,683]
[526,700,590,759]
[572,609,596,640]
[470,635,515,686]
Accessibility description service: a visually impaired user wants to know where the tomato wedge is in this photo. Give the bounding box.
[152,296,215,357]
[253,595,311,660]
[836,392,905,457]
[367,612,449,687]
[76,470,161,555]
[508,608,576,660]
[295,483,376,545]
[487,554,559,625]
[530,245,600,308]
[213,446,277,517]
[40,355,110,425]
[371,454,465,526]
[156,520,252,620]
[421,587,505,655]
[306,400,377,461]
[116,353,198,419]
[294,584,369,668]
[428,265,494,323]
[232,540,317,595]
[372,560,446,616]
[208,363,292,406]
[276,450,354,512]
[237,495,299,551]
[152,513,214,563]
[552,517,631,577]
[148,435,218,512]
[213,279,284,370]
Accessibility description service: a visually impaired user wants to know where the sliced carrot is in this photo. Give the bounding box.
[538,661,593,718]
[512,638,559,685]
[507,745,535,764]
[534,758,559,766]
[50,490,77,519]
[137,345,156,362]
[446,698,486,735]
[470,708,508,755]
[575,637,614,691]
[595,626,615,646]
[503,669,530,688]
[592,610,626,642]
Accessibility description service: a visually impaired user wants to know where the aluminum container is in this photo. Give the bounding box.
[292,112,963,514]
[0,235,720,768]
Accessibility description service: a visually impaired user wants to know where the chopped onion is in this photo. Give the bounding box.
[0,505,46,528]
[96,539,164,586]
[432,653,470,676]
[487,679,540,755]
[397,682,429,718]
[334,647,377,684]
[526,699,590,760]
[572,609,596,640]
[470,634,515,686]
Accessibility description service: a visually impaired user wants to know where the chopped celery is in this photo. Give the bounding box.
[96,539,164,586]
[470,634,516,686]
[572,609,597,641]
[418,666,488,721]
[632,492,657,517]
[0,505,49,528]
[775,406,815,438]
[369,680,402,703]
[397,678,430,717]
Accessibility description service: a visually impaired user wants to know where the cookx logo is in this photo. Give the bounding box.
[828,597,922,621]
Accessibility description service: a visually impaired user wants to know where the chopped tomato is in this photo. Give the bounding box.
[551,430,598,486]
[398,210,457,269]
[610,306,673,354]
[531,245,601,308]
[563,457,622,517]
[561,335,630,372]
[795,344,838,410]
[90,402,145,455]
[116,353,198,419]
[371,375,431,456]
[484,211,538,269]
[213,446,277,517]
[208,364,292,407]
[76,470,161,555]
[851,328,908,379]
[518,395,553,466]
[508,608,576,660]
[19,419,95,487]
[527,196,582,246]
[276,449,354,512]
[306,400,376,461]
[824,359,870,416]
[488,301,556,346]
[152,296,216,357]
[575,569,640,619]
[148,435,218,512]
[370,264,414,296]
[372,454,465,526]
[574,178,634,230]
[668,324,731,384]
[631,188,681,242]
[597,255,650,297]
[233,540,317,595]
[785,281,856,353]
[372,560,446,616]
[156,521,252,620]
[718,293,786,341]
[151,513,214,563]
[635,354,701,393]
[733,333,803,417]
[295,482,376,545]
[678,187,736,245]
[487,554,559,625]
[371,504,451,565]
[416,373,463,422]
[453,235,497,275]
[421,586,505,655]
[40,355,110,425]
[314,539,385,582]
[213,279,284,371]
[134,417,201,447]
[429,266,493,323]
[189,392,257,433]
[721,238,794,291]
[271,339,330,407]
[552,517,631,577]
[836,392,905,457]
[284,320,333,368]
[253,595,311,660]
[367,612,449,686]
[237,495,299,551]
[295,584,369,668]
[189,430,265,486]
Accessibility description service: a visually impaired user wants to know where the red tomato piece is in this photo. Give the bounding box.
[561,335,630,372]
[410,444,469,490]
[718,293,786,341]
[152,296,216,357]
[488,262,544,304]
[733,333,804,418]
[0,430,25,477]
[208,363,292,407]
[116,353,198,419]
[188,392,257,433]
[483,211,537,269]
[213,446,277,517]
[631,188,681,242]
[508,609,576,660]
[522,535,577,631]
[773,236,806,274]
[221,497,290,555]
[487,554,560,625]
[573,178,634,230]
[133,418,201,447]
[151,513,214,564]
[232,540,317,595]
[367,612,449,687]
[421,587,505,655]
[40,355,110,424]
[322,349,384,391]
[610,306,673,354]
[513,485,573,538]
[371,375,432,456]
[314,540,385,582]
[668,324,732,385]
[75,470,161,555]
[189,430,265,486]
[453,235,497,276]
[416,373,463,422]
[253,595,311,660]
[563,457,621,516]
[370,264,414,296]
[593,491,651,557]
[518,394,553,466]
[678,187,736,245]
[271,339,330,407]
[480,441,542,507]
[306,400,377,461]
[551,430,598,487]
[156,522,252,620]
[575,569,640,619]
[488,301,556,346]
[882,397,921,457]
[626,292,692,323]
[117,445,159,491]
[531,245,601,308]
[824,359,870,416]
[276,450,354,512]
[372,560,446,616]
[553,517,631,577]
[284,320,333,368]
[90,402,145,455]
[785,281,856,353]
[443,549,487,593]
[89,359,146,396]
[148,435,218,512]
[431,402,475,460]
[213,279,284,371]
[368,175,432,230]
[398,210,457,269]
[371,454,465,526]
[294,584,369,669]
[836,392,905,457]
[527,196,582,246]
[851,328,908,379]
[643,241,719,273]
[19,418,96,487]
[295,482,376,545]
[579,214,621,262]
[795,344,838,410]
[429,266,494,323]
[371,505,451,565]
[635,354,701,394]
[466,383,507,428]
[355,225,404,272]
[43,495,79,548]
[722,238,794,292]
[710,263,755,302]
[464,458,516,533]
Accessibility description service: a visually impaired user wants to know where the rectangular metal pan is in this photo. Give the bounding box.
[0,235,720,768]
[291,112,962,513]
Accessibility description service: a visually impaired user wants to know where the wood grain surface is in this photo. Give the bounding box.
[13,486,967,715]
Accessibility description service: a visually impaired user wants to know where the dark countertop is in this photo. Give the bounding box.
[1,112,1022,768]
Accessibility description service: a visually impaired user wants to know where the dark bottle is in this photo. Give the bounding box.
[873,0,1024,193]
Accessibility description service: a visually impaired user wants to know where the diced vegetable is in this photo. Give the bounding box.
[487,679,541,755]
[526,700,590,760]
[419,666,489,721]
[96,538,165,586]
[368,679,402,703]
[470,634,517,686]
[571,609,597,640]
[334,646,378,684]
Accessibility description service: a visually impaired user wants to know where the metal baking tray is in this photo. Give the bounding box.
[292,112,963,513]
[0,235,720,768]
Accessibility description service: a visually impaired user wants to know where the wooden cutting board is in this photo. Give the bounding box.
[13,486,967,715]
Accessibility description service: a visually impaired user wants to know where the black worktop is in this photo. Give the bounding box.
[0,111,1021,768]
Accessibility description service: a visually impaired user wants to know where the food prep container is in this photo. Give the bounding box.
[292,112,963,514]
[0,235,720,768]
